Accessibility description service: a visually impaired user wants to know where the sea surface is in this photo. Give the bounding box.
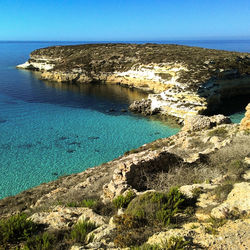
[0,40,249,199]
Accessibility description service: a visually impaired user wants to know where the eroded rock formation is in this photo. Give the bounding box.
[17,43,250,121]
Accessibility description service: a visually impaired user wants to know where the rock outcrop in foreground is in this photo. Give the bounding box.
[240,103,250,130]
[17,43,250,121]
[0,107,249,249]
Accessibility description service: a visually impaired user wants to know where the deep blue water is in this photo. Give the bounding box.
[0,40,248,199]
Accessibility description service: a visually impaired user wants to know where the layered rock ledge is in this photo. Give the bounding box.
[17,43,250,121]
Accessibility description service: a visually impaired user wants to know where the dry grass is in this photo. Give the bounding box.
[132,133,250,192]
[209,134,250,167]
[142,164,220,192]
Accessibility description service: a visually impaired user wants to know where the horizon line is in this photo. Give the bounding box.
[1,38,250,43]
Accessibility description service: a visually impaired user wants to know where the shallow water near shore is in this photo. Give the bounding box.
[0,41,247,199]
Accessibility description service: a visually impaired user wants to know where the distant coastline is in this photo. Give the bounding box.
[0,39,249,52]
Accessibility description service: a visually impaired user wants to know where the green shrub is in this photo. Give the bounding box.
[23,232,55,250]
[66,201,78,207]
[113,190,136,209]
[113,226,153,248]
[70,220,96,244]
[223,207,244,220]
[205,216,227,235]
[125,187,188,226]
[66,199,97,208]
[114,230,142,248]
[0,214,39,244]
[113,214,153,248]
[113,214,144,229]
[162,236,191,249]
[80,199,97,208]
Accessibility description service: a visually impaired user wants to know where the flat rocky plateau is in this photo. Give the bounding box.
[17,43,250,121]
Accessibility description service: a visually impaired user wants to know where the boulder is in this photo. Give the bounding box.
[77,208,108,226]
[182,114,231,132]
[211,182,250,218]
[179,183,218,199]
[29,206,108,230]
[210,114,231,125]
[29,206,90,230]
[129,99,159,115]
[86,224,116,247]
[240,103,250,131]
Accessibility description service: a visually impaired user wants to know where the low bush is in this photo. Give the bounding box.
[113,214,145,230]
[66,199,97,208]
[23,232,55,250]
[70,220,96,244]
[113,225,155,248]
[125,187,189,226]
[0,214,39,245]
[113,214,155,247]
[112,190,136,209]
[92,200,116,217]
[205,216,227,235]
[162,236,192,249]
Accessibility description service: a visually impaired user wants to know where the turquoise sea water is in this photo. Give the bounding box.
[0,40,248,199]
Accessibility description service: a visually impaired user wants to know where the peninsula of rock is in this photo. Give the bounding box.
[17,43,250,122]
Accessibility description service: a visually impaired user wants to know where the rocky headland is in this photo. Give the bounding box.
[17,43,250,122]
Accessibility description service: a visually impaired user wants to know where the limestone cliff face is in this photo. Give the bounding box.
[17,43,250,120]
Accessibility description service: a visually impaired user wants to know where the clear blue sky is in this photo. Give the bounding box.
[0,0,249,41]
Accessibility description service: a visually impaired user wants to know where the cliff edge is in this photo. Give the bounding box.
[17,43,250,122]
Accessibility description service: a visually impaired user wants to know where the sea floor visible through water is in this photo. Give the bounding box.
[0,40,248,199]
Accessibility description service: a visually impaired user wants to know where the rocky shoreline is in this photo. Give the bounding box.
[0,105,249,249]
[17,43,250,122]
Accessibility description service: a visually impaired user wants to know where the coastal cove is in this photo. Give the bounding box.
[0,41,248,199]
[0,42,181,199]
